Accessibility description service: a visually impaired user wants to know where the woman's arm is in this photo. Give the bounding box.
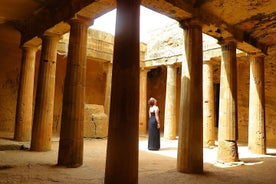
[155,107,160,129]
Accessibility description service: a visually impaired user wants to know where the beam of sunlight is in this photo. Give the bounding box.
[90,6,176,43]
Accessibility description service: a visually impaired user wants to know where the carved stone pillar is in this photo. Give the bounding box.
[203,62,215,147]
[14,45,38,141]
[177,19,203,174]
[58,17,90,167]
[30,33,60,151]
[104,62,112,122]
[104,1,140,183]
[164,64,177,140]
[248,53,266,154]
[217,38,239,162]
[139,67,148,135]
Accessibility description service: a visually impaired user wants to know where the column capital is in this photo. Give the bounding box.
[70,14,94,27]
[179,18,202,30]
[105,61,113,66]
[165,63,178,68]
[249,51,266,58]
[218,37,236,46]
[42,31,62,40]
[21,36,41,49]
[104,61,113,71]
[140,67,151,72]
[218,37,237,52]
[21,44,39,52]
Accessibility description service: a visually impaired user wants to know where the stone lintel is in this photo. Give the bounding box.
[144,54,182,68]
[198,7,268,54]
[77,0,116,20]
[203,47,222,61]
[248,51,266,57]
[19,0,95,45]
[237,42,266,55]
[142,0,193,21]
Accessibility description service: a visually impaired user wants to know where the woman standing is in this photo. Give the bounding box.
[148,97,160,150]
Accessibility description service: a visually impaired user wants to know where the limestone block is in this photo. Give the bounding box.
[84,104,108,138]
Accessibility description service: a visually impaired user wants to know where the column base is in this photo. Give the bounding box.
[217,140,239,163]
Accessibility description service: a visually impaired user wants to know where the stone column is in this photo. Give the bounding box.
[248,53,266,154]
[14,45,38,141]
[164,64,177,140]
[203,62,215,147]
[104,62,112,122]
[217,38,239,162]
[58,17,90,167]
[177,19,203,174]
[30,33,60,151]
[104,1,140,183]
[139,67,148,135]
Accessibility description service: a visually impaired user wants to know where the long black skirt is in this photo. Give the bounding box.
[148,114,160,150]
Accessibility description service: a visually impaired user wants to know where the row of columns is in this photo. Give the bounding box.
[138,24,266,170]
[16,1,137,182]
[13,1,266,183]
[14,17,92,170]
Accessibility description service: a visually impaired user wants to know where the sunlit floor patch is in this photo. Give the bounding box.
[139,137,276,168]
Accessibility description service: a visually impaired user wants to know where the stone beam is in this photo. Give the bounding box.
[199,11,268,53]
[201,18,266,53]
[144,46,247,69]
[155,0,268,53]
[144,54,182,68]
[17,0,96,45]
[142,0,193,20]
[87,45,146,63]
[77,0,116,20]
[57,29,147,64]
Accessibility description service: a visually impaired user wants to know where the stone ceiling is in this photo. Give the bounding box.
[0,0,275,54]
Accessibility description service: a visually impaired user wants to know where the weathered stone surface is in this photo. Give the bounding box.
[1,16,276,149]
[31,34,60,151]
[217,140,239,163]
[58,29,147,63]
[84,104,108,138]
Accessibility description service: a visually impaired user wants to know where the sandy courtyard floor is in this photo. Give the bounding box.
[1,134,276,184]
